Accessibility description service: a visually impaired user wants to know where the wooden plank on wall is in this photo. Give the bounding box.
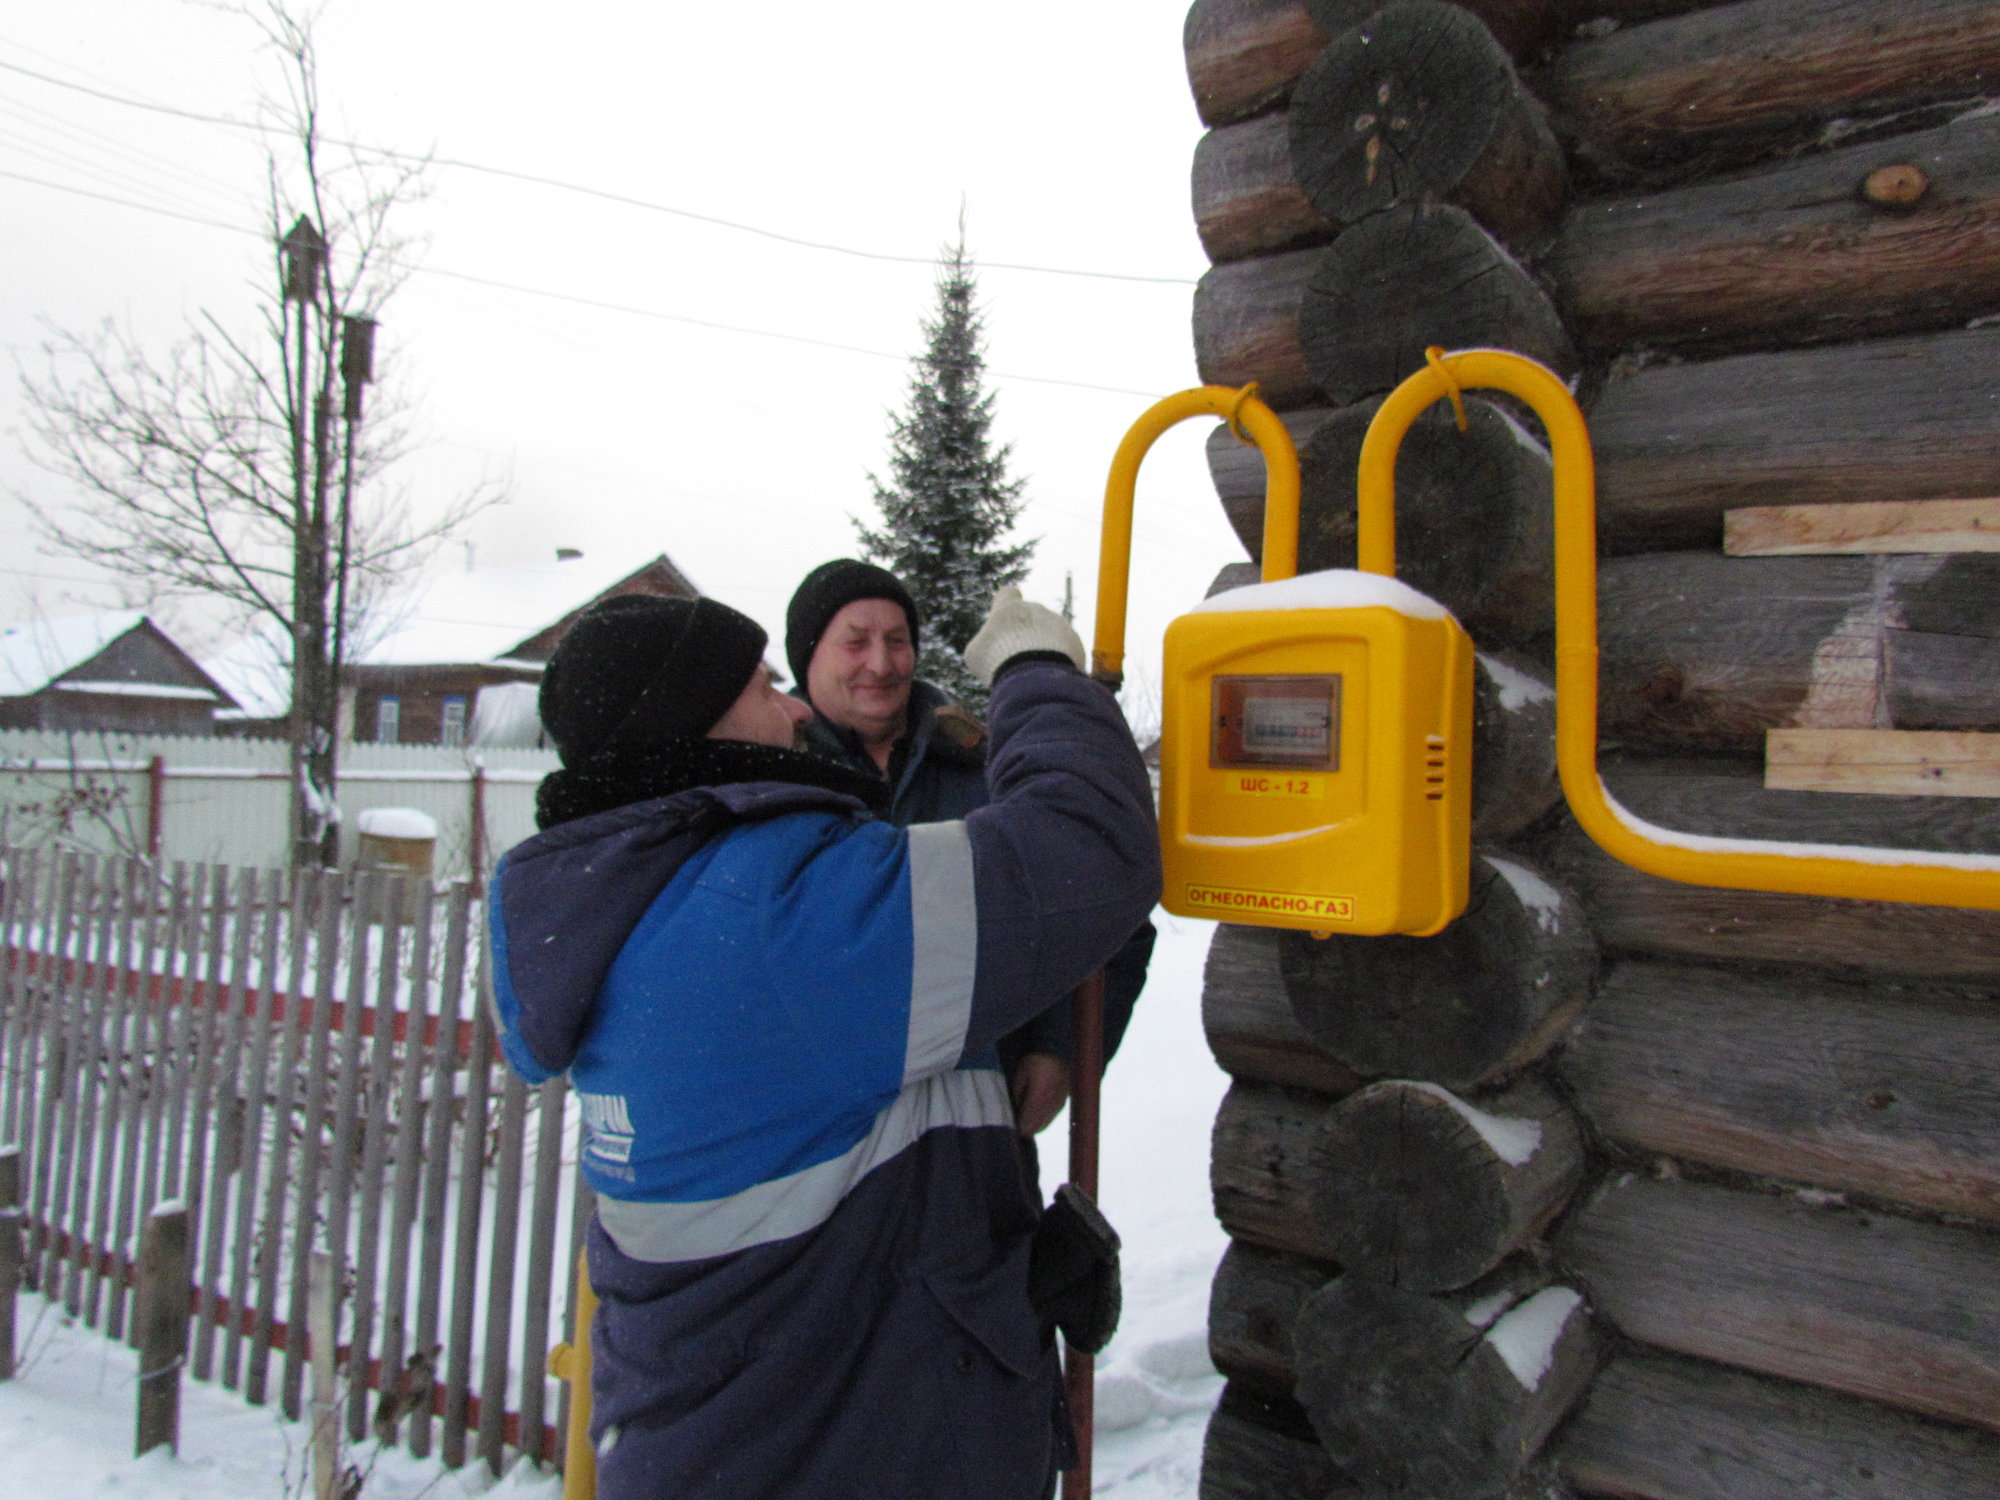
[1727,499,2000,556]
[1766,728,2000,797]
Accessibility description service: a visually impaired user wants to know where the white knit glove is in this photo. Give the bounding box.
[962,587,1088,687]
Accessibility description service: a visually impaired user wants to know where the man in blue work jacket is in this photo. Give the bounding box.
[489,585,1160,1499]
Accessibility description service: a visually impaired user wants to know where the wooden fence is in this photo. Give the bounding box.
[0,844,587,1475]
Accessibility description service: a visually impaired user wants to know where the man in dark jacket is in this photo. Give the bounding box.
[489,587,1160,1500]
[786,560,1155,1135]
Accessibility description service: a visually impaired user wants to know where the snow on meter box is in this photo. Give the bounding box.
[1160,569,1473,936]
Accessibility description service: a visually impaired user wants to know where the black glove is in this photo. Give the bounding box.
[1028,1183,1122,1355]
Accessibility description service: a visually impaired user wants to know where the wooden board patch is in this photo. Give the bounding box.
[1727,499,2000,556]
[1766,728,2000,797]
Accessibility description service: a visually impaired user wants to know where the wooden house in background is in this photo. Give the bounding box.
[0,611,238,736]
[343,552,699,747]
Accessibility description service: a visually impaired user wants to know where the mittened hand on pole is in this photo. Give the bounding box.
[963,586,1089,686]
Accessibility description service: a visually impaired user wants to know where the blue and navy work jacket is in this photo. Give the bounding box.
[488,662,1161,1500]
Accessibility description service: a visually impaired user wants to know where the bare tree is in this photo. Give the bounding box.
[15,0,496,865]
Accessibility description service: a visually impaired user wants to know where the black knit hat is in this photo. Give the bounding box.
[539,594,768,765]
[785,559,919,695]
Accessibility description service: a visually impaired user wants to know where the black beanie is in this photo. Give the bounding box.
[540,594,769,765]
[785,559,919,695]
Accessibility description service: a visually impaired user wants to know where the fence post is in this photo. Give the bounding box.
[468,762,487,895]
[146,756,166,862]
[0,1145,19,1381]
[135,1200,190,1457]
[310,1248,341,1500]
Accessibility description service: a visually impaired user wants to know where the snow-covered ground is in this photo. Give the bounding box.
[0,1293,563,1500]
[1042,909,1232,1497]
[0,911,1230,1498]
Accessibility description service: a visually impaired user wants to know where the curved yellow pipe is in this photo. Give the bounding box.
[1093,385,1299,682]
[549,1248,597,1498]
[1359,348,2000,911]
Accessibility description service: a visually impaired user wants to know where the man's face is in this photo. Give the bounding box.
[707,664,812,749]
[807,598,915,741]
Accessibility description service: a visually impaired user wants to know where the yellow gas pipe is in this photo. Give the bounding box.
[1066,380,1297,1500]
[1092,383,1300,684]
[1360,347,2000,910]
[549,1249,597,1500]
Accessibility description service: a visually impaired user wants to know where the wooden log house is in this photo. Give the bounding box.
[1176,0,2000,1494]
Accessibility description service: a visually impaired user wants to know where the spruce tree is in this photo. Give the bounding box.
[859,238,1033,708]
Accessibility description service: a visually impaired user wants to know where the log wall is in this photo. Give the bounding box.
[1178,1,2000,1496]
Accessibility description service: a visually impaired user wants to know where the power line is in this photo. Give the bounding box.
[0,167,1172,399]
[0,126,235,231]
[408,158,1200,287]
[0,167,259,240]
[0,56,1201,287]
[417,266,1169,398]
[0,88,246,206]
[0,561,137,588]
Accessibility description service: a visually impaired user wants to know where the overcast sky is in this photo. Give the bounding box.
[0,0,1247,709]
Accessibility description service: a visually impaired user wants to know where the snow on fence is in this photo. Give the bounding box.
[0,845,587,1476]
[0,729,559,878]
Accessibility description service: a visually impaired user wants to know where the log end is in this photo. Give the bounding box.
[1298,202,1577,407]
[1308,1079,1520,1290]
[1288,1,1511,224]
[1294,1272,1593,1493]
[1279,852,1596,1088]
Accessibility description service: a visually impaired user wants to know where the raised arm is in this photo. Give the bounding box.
[950,593,1163,1053]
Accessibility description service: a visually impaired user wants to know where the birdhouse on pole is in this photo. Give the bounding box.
[281,215,327,303]
[341,316,377,421]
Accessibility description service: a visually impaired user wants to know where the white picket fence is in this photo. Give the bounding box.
[0,730,559,879]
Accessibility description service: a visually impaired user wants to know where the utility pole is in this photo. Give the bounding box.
[282,215,333,869]
[327,314,376,866]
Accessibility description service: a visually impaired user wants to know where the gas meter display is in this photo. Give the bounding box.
[1212,675,1339,768]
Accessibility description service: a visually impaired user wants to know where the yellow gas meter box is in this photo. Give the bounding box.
[1159,570,1473,937]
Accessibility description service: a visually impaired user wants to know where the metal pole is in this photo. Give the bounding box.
[330,315,372,711]
[326,317,371,870]
[320,396,355,871]
[291,288,315,868]
[1061,970,1106,1500]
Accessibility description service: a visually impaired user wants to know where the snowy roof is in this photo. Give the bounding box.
[202,626,292,720]
[0,611,149,697]
[356,555,691,667]
[202,554,702,718]
[55,680,218,701]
